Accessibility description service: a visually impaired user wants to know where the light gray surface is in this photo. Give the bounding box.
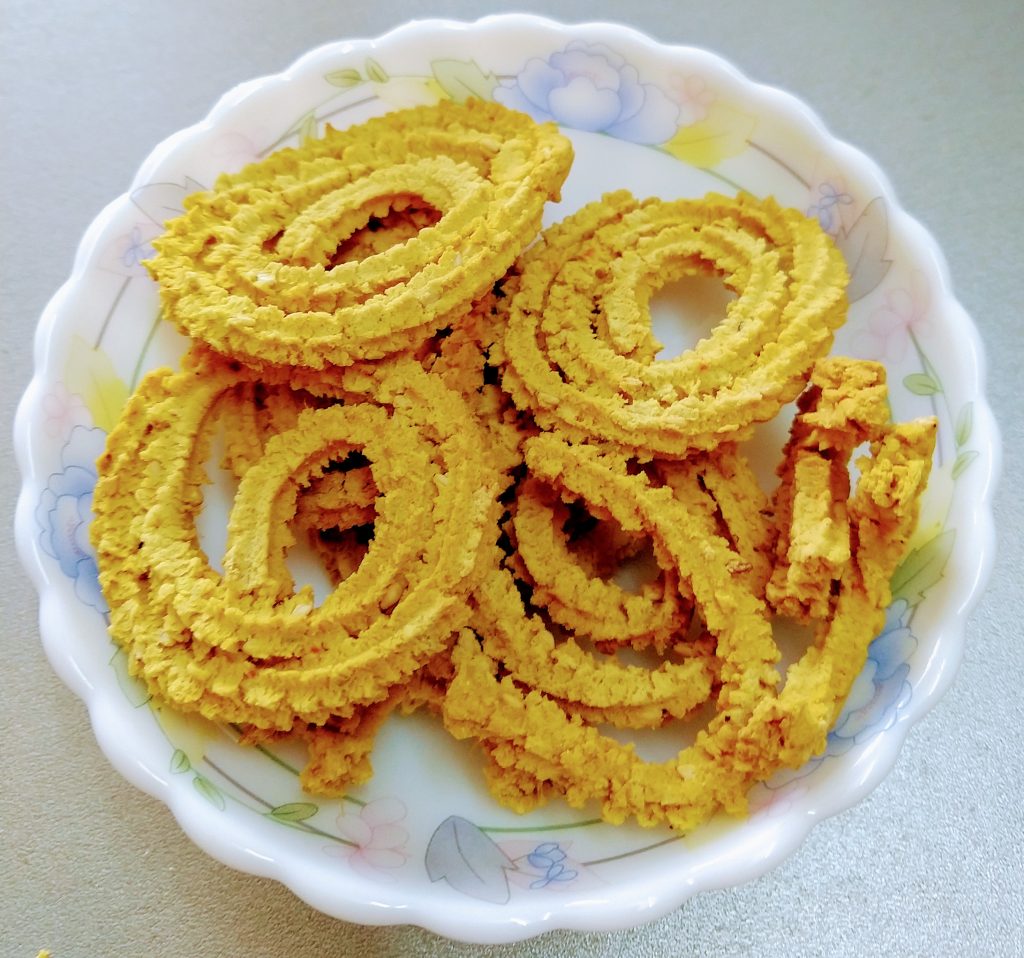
[2,1,1022,956]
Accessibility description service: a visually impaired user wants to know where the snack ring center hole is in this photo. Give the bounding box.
[649,273,736,360]
[328,200,443,267]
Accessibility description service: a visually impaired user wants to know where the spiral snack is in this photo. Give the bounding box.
[443,362,936,832]
[146,99,573,370]
[209,380,381,586]
[501,190,849,457]
[91,347,504,730]
[446,437,781,825]
[506,476,694,654]
[468,441,737,733]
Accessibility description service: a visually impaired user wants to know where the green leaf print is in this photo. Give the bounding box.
[955,403,974,449]
[269,802,319,822]
[365,58,388,83]
[325,68,362,88]
[903,372,942,396]
[951,450,979,479]
[890,529,956,607]
[297,111,318,146]
[193,775,226,810]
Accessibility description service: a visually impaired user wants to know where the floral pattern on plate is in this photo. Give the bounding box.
[15,15,996,941]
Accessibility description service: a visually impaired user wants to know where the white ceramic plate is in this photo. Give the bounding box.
[13,14,1000,944]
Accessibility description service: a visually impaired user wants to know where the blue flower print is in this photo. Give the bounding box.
[525,841,578,889]
[826,599,916,755]
[762,599,919,795]
[806,182,853,236]
[36,424,108,614]
[495,41,679,144]
[120,225,157,271]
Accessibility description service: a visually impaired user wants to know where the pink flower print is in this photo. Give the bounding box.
[668,73,715,126]
[208,131,262,174]
[41,384,91,439]
[327,797,409,879]
[862,271,931,363]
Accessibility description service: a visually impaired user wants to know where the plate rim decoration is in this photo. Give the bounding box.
[12,13,1001,944]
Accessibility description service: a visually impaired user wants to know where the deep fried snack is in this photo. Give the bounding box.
[447,437,780,826]
[91,347,503,729]
[207,378,379,586]
[655,443,776,598]
[241,649,455,796]
[443,366,936,832]
[215,380,326,479]
[507,476,693,653]
[424,281,527,480]
[95,84,935,836]
[501,190,849,456]
[146,99,573,370]
[766,357,892,620]
[467,438,741,732]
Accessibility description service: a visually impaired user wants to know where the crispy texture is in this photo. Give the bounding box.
[444,366,935,831]
[506,476,694,654]
[766,357,892,620]
[146,100,573,370]
[501,191,850,456]
[91,100,936,833]
[92,347,503,729]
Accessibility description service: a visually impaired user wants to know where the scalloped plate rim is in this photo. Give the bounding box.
[12,12,1000,945]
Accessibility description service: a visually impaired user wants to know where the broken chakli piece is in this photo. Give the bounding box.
[90,98,937,835]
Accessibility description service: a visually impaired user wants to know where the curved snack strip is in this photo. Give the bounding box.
[474,561,716,730]
[328,203,442,265]
[293,649,454,796]
[147,99,574,369]
[749,413,937,771]
[445,439,780,829]
[466,433,774,733]
[508,476,692,651]
[294,467,378,534]
[208,378,378,587]
[766,357,893,621]
[656,444,774,596]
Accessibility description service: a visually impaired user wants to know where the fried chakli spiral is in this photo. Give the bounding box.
[209,378,380,586]
[506,476,694,654]
[146,99,573,370]
[91,347,503,730]
[501,190,850,456]
[443,360,935,832]
[468,438,755,735]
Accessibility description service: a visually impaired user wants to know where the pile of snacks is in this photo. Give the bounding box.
[91,99,935,833]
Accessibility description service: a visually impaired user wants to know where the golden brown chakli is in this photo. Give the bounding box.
[91,98,936,833]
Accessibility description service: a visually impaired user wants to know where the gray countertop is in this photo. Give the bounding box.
[3,2,1022,956]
